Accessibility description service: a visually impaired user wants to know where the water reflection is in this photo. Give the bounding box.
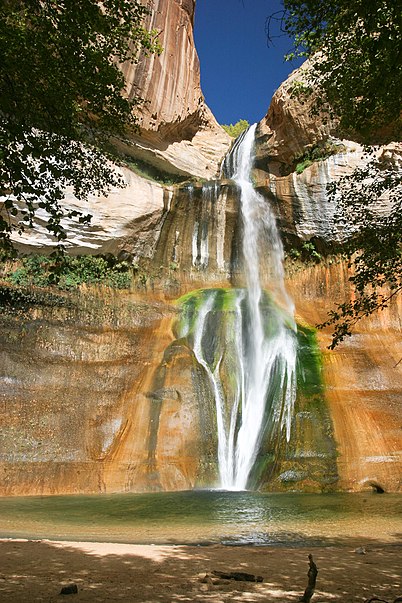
[0,491,400,546]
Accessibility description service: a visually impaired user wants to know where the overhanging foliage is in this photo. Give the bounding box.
[267,0,402,345]
[0,0,161,253]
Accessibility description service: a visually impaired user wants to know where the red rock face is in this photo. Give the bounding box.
[251,61,401,493]
[1,6,400,496]
[118,0,231,180]
[255,62,339,177]
[286,261,402,493]
[0,290,219,496]
[122,0,202,133]
[0,258,400,495]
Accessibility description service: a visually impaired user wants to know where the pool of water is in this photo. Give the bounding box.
[0,490,400,546]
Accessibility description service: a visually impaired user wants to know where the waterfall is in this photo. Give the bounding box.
[228,124,297,488]
[191,182,219,269]
[179,125,297,490]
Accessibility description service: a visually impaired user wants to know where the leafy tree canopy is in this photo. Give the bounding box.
[276,0,402,142]
[222,119,250,139]
[0,0,161,254]
[268,0,402,345]
[319,150,402,348]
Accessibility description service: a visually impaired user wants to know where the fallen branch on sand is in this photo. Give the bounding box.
[200,570,263,583]
[211,570,263,582]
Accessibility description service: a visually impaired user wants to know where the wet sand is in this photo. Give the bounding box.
[0,538,401,602]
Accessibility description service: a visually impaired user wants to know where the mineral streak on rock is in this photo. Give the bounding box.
[1,6,401,496]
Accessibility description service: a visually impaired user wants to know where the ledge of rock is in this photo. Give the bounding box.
[253,60,401,246]
[12,167,167,256]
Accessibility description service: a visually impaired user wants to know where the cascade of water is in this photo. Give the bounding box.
[188,289,247,487]
[230,124,297,489]
[192,182,219,269]
[185,125,297,490]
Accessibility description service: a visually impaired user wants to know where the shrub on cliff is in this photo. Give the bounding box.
[2,254,132,290]
[222,120,250,139]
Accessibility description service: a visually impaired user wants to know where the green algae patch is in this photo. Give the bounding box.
[255,323,338,492]
[174,287,294,341]
[174,287,238,313]
[173,287,241,341]
[296,324,324,397]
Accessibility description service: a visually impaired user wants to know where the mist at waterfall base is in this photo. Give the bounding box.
[1,491,400,546]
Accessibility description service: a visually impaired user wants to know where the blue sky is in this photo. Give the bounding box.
[194,0,303,126]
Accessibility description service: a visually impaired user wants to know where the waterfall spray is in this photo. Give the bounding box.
[227,124,297,488]
[180,125,297,490]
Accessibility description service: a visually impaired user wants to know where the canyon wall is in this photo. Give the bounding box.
[255,61,339,177]
[0,8,401,495]
[0,276,338,496]
[10,0,231,255]
[119,0,231,179]
[287,262,402,493]
[254,62,402,247]
[253,68,401,492]
[2,191,400,495]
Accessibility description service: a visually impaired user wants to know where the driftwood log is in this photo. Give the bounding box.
[211,570,263,582]
[299,554,318,603]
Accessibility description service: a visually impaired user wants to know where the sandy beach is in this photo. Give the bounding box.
[0,539,401,602]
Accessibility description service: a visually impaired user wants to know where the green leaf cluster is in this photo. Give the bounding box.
[282,0,402,142]
[2,254,133,290]
[221,120,250,139]
[301,241,322,262]
[318,151,402,347]
[287,241,322,263]
[294,141,346,173]
[0,0,161,253]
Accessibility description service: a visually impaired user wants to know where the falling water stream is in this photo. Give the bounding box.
[178,125,297,490]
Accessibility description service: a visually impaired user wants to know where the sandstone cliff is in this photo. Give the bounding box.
[1,256,400,495]
[255,61,339,177]
[286,261,402,493]
[119,0,231,179]
[1,22,401,497]
[9,0,231,255]
[251,61,402,492]
[254,61,402,247]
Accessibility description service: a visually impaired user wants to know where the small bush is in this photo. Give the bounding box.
[302,241,322,262]
[294,141,346,174]
[221,119,250,138]
[288,248,301,260]
[286,242,322,264]
[2,255,133,291]
[296,159,313,174]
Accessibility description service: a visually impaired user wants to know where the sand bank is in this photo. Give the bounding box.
[0,538,401,602]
